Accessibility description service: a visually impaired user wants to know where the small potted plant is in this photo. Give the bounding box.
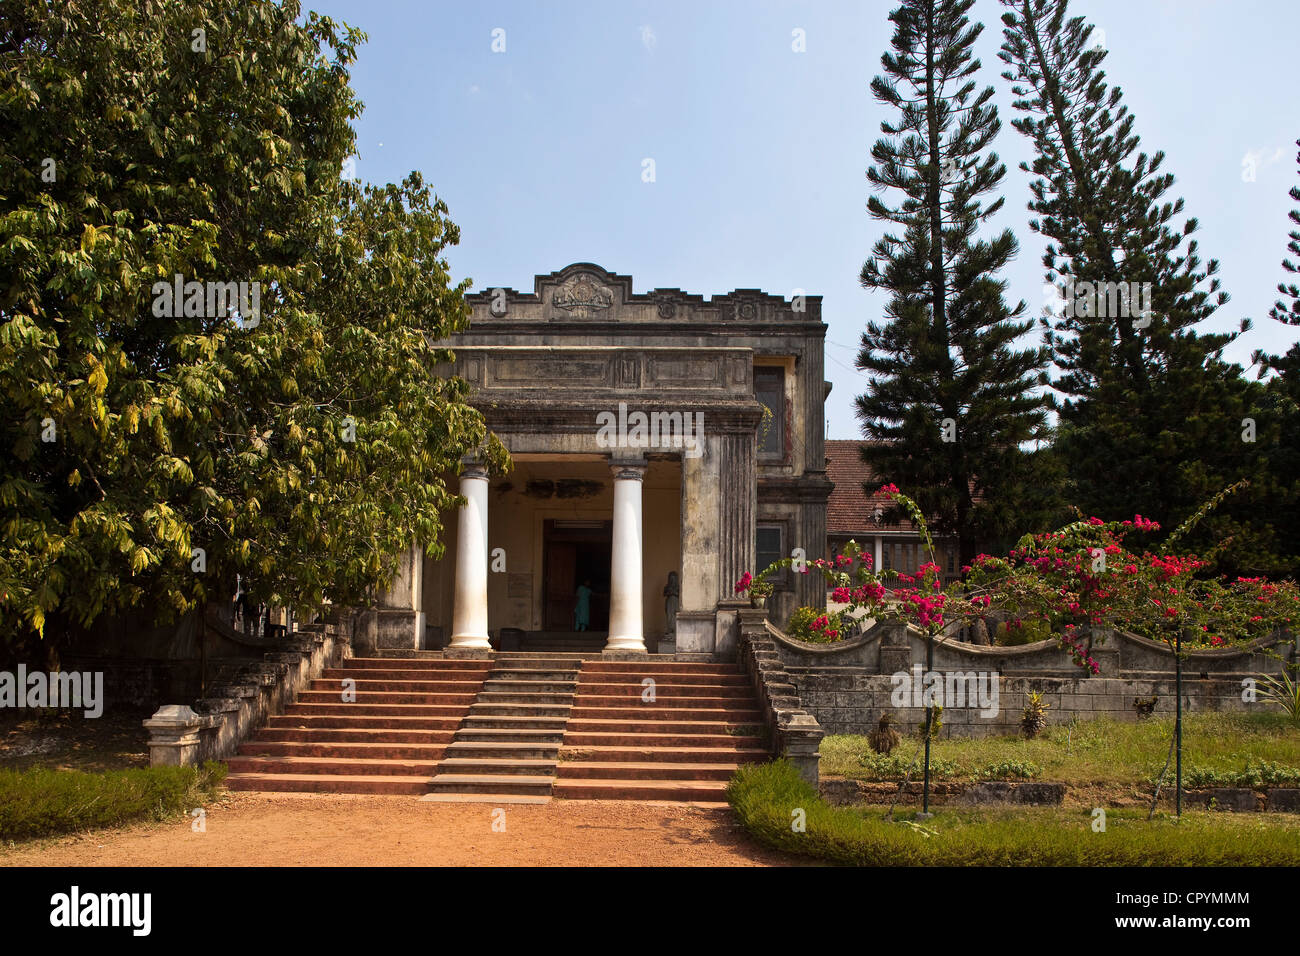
[735,571,774,609]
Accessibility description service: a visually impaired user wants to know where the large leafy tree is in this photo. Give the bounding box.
[0,0,503,655]
[857,0,1054,565]
[998,0,1292,577]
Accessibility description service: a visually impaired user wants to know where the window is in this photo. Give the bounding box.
[756,525,784,585]
[754,367,785,456]
[947,549,955,575]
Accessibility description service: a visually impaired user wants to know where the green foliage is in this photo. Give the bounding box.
[856,0,1053,566]
[1020,691,1050,738]
[785,606,847,643]
[1255,669,1300,725]
[0,0,506,649]
[994,617,1053,646]
[1179,758,1300,790]
[0,761,226,841]
[728,760,1300,866]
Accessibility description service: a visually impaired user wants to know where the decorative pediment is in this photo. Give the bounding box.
[551,272,614,317]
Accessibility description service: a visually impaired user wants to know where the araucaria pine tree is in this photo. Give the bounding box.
[1269,138,1300,326]
[857,0,1052,565]
[999,0,1288,576]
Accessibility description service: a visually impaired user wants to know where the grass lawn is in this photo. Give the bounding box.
[820,713,1300,793]
[728,760,1300,866]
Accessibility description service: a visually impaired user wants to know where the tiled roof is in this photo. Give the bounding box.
[825,439,918,534]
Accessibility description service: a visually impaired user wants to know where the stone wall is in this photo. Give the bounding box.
[144,611,353,766]
[768,621,1296,738]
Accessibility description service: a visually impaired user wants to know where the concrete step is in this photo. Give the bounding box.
[445,741,561,758]
[225,772,431,795]
[469,703,572,717]
[488,668,582,681]
[459,715,570,730]
[567,718,761,733]
[437,758,558,775]
[482,680,578,693]
[425,773,554,796]
[453,727,568,743]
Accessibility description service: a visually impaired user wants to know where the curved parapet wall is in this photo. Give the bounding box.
[761,619,1296,738]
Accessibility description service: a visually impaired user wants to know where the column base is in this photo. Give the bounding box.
[601,648,650,660]
[444,647,493,660]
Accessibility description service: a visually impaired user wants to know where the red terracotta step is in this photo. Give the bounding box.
[227,755,440,776]
[559,745,768,763]
[569,706,763,721]
[344,658,492,671]
[225,772,429,795]
[556,761,740,780]
[575,684,753,698]
[256,727,454,743]
[237,741,448,760]
[313,678,488,692]
[267,714,462,730]
[287,697,470,712]
[563,732,764,748]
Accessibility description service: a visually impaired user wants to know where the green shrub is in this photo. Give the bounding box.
[0,762,227,841]
[785,606,847,643]
[995,617,1054,646]
[728,760,1300,866]
[1180,758,1300,789]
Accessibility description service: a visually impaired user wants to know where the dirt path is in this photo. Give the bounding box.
[0,793,796,867]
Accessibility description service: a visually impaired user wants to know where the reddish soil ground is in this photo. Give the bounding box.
[0,792,798,867]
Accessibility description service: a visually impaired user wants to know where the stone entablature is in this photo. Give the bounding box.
[463,262,823,328]
[444,345,755,399]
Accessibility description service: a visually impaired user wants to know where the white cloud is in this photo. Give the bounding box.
[640,25,656,52]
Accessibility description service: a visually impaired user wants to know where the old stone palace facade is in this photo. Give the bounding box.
[362,263,832,658]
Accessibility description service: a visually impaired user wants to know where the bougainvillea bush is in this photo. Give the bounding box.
[740,484,1300,672]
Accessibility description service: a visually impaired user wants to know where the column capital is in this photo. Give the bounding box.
[460,462,489,481]
[609,461,647,482]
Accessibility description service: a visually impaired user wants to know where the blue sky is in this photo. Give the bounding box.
[312,0,1300,439]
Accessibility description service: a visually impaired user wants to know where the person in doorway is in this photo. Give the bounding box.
[574,579,593,631]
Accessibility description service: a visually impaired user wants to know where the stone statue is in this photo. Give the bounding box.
[663,572,680,637]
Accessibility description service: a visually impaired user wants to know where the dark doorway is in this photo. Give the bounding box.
[543,520,612,631]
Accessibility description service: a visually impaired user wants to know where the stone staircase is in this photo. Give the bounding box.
[553,659,767,803]
[223,651,768,803]
[423,653,582,804]
[225,657,492,794]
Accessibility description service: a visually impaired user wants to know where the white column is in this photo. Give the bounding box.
[873,535,883,574]
[605,463,647,653]
[449,465,490,650]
